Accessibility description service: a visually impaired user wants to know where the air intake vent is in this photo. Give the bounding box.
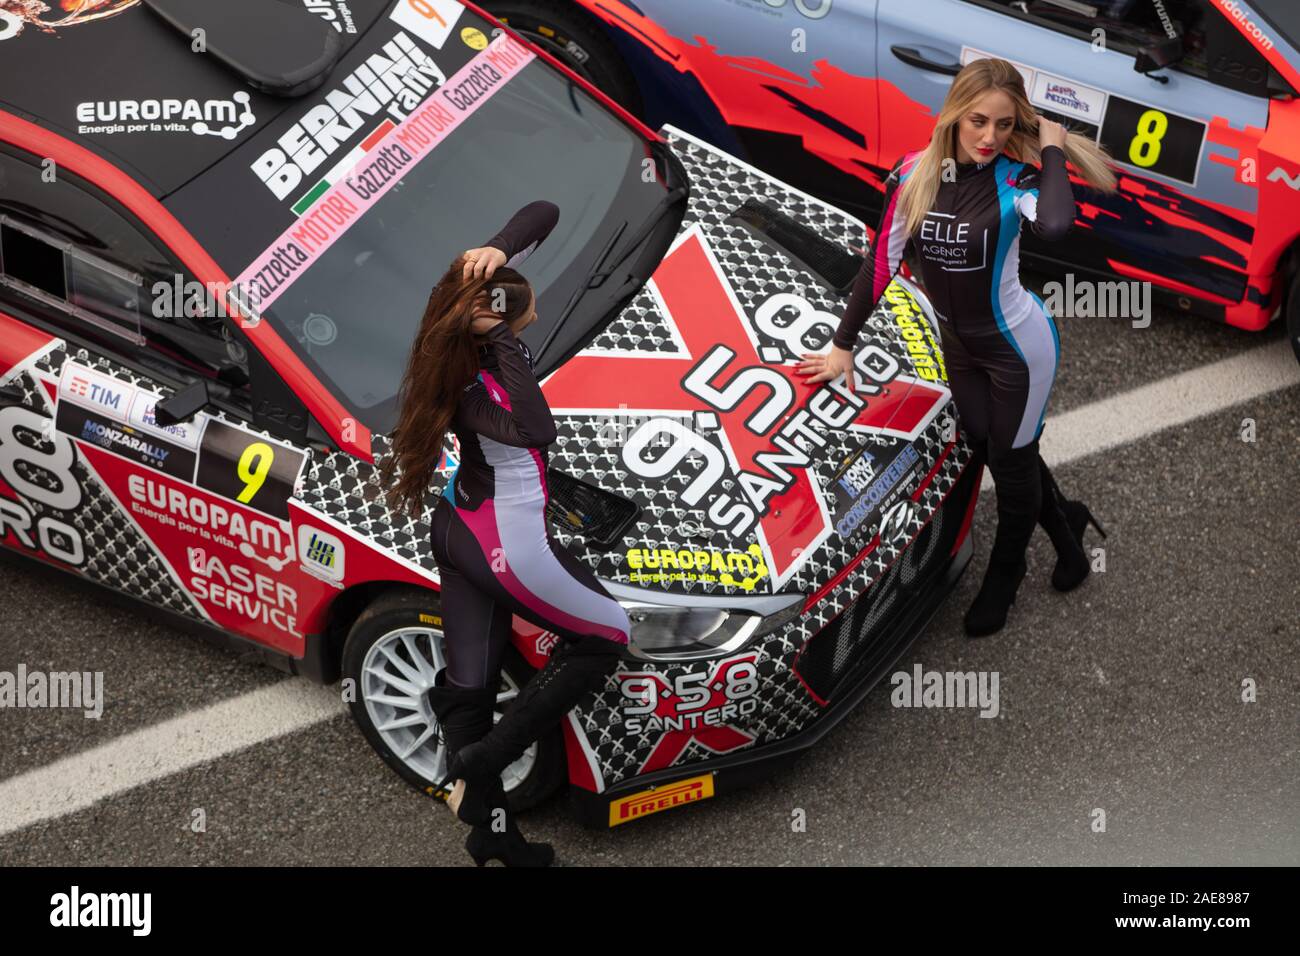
[728,198,863,295]
[545,469,639,549]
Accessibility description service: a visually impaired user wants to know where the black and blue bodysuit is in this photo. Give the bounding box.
[834,145,1075,451]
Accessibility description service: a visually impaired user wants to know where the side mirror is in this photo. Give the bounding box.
[1134,35,1184,76]
[153,379,211,426]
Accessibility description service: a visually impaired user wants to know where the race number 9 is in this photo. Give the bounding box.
[236,442,274,504]
[390,0,461,47]
[195,419,304,520]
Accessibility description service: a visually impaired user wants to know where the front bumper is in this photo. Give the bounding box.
[568,455,981,828]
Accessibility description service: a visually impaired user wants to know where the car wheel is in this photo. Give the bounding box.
[341,590,566,812]
[481,0,643,115]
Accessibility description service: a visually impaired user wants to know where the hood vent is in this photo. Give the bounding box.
[728,197,863,296]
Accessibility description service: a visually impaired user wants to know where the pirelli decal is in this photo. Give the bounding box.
[608,774,715,827]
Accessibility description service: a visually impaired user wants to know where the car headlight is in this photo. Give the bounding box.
[601,581,804,661]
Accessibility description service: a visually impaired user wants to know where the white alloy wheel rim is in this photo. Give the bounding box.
[360,626,537,792]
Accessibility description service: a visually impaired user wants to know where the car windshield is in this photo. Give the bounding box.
[255,59,663,435]
[164,15,671,438]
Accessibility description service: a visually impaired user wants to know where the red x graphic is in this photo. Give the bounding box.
[543,226,946,584]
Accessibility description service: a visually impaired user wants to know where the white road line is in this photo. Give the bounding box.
[980,339,1300,492]
[0,681,344,836]
[1,340,1297,837]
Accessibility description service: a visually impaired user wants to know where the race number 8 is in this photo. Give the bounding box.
[236,441,274,504]
[754,293,839,358]
[1128,109,1167,168]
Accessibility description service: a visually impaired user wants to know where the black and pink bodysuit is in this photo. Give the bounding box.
[431,201,630,690]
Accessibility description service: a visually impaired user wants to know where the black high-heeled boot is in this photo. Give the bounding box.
[427,683,554,867]
[1035,455,1092,592]
[461,774,554,867]
[438,635,622,822]
[965,439,1041,638]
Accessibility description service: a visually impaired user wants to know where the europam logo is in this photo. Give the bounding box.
[74,93,256,139]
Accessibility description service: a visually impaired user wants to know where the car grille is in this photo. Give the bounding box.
[794,464,973,703]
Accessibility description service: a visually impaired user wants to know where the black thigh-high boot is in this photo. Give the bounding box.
[964,438,1041,637]
[427,683,554,867]
[438,635,622,823]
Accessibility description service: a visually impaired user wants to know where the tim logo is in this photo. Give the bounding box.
[297,525,345,585]
[67,375,126,411]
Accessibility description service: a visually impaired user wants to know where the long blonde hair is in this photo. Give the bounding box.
[896,57,1117,237]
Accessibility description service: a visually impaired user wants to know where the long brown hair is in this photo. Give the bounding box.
[897,57,1117,237]
[379,256,535,520]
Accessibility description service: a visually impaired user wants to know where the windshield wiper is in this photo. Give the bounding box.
[535,184,687,362]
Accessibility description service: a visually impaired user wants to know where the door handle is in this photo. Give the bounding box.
[891,45,962,76]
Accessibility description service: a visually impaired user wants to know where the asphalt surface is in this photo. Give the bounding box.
[1,280,1296,867]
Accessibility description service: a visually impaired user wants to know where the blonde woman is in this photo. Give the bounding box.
[798,57,1117,637]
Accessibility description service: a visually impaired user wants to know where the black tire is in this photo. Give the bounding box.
[480,0,644,116]
[341,589,566,813]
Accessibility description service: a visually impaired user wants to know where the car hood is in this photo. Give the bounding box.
[538,126,963,597]
[293,126,969,601]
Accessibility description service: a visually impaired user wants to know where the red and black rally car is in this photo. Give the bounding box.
[0,0,979,827]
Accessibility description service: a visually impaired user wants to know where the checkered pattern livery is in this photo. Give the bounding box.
[553,129,969,596]
[286,128,974,790]
[296,432,444,579]
[554,129,976,789]
[0,128,974,794]
[11,348,204,618]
